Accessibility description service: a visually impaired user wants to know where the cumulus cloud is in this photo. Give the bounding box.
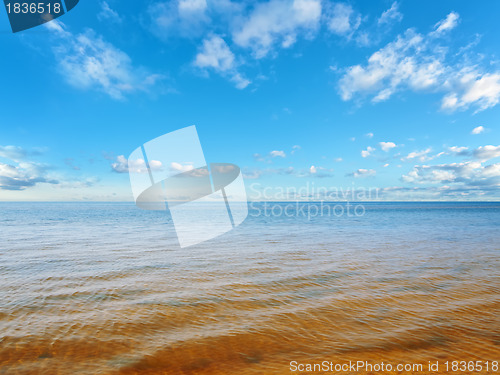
[111,155,163,173]
[194,35,250,89]
[448,146,470,156]
[304,165,333,178]
[471,125,485,135]
[0,160,57,191]
[339,29,445,102]
[47,21,165,99]
[348,168,376,178]
[232,0,321,58]
[170,161,194,172]
[339,12,500,112]
[441,73,500,112]
[399,144,500,192]
[326,3,360,37]
[402,161,500,188]
[379,141,397,151]
[361,146,375,158]
[473,145,500,161]
[270,150,286,158]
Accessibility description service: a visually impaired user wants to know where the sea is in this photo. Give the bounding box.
[0,202,499,374]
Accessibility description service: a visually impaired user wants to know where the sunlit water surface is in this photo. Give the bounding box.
[0,202,499,374]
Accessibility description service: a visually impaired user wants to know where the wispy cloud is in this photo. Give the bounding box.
[232,0,321,58]
[432,11,459,35]
[46,21,166,99]
[401,148,434,162]
[97,1,122,23]
[378,2,403,25]
[339,12,500,112]
[147,0,209,39]
[0,145,28,161]
[254,150,288,162]
[193,35,250,89]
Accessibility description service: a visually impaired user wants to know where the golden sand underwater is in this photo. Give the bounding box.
[1,203,499,374]
[1,252,499,374]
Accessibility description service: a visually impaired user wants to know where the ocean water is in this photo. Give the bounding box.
[0,202,499,374]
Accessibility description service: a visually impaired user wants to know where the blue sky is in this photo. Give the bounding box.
[0,0,499,201]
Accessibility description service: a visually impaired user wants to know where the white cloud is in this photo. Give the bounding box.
[361,146,375,158]
[304,165,334,177]
[195,35,234,70]
[147,0,208,39]
[194,35,250,89]
[402,160,500,188]
[432,12,459,35]
[232,0,321,58]
[112,155,163,173]
[326,3,360,37]
[401,148,433,162]
[47,21,165,99]
[338,13,500,113]
[448,146,469,156]
[97,1,122,23]
[442,73,500,112]
[112,155,144,173]
[471,126,485,135]
[0,145,27,161]
[401,145,500,191]
[178,0,207,12]
[339,29,444,102]
[378,2,403,25]
[291,145,301,154]
[270,150,286,158]
[473,145,500,161]
[170,161,194,172]
[0,159,57,191]
[379,141,396,151]
[349,168,376,178]
[365,132,374,138]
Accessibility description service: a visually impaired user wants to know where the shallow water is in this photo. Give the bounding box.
[0,202,499,374]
